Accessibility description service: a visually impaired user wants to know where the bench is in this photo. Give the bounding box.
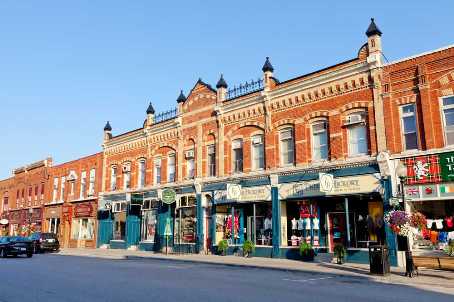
[413,256,454,271]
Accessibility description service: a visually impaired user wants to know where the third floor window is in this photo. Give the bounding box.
[400,104,418,150]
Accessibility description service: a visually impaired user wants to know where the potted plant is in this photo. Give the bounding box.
[217,239,229,256]
[299,242,315,261]
[333,244,346,264]
[242,240,255,257]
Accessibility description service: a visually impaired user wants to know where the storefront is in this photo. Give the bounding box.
[402,152,454,255]
[0,212,8,236]
[8,210,25,236]
[69,201,97,248]
[279,173,385,256]
[43,205,62,241]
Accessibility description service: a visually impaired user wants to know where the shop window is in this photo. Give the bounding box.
[400,104,418,150]
[167,154,175,182]
[141,208,158,242]
[123,164,131,190]
[312,121,328,161]
[232,139,243,173]
[280,128,295,166]
[154,158,162,185]
[442,96,454,145]
[252,135,265,170]
[48,218,60,235]
[175,196,196,244]
[207,145,216,177]
[52,178,58,202]
[71,218,95,240]
[346,113,368,156]
[185,150,195,179]
[110,166,117,191]
[80,171,87,199]
[88,168,96,196]
[138,160,146,188]
[112,201,127,241]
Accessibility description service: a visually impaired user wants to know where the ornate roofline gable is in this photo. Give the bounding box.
[187,78,216,98]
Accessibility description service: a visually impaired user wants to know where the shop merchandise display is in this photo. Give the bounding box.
[412,214,454,256]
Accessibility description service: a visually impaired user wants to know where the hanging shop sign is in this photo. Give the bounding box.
[0,219,8,225]
[161,188,176,205]
[215,185,271,204]
[74,203,94,218]
[279,174,381,199]
[404,155,441,185]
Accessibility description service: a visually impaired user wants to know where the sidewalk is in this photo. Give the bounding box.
[56,248,454,294]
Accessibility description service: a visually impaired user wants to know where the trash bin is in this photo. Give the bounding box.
[369,245,390,275]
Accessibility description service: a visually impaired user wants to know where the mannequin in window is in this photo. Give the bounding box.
[291,217,297,235]
[297,216,304,237]
[264,214,272,244]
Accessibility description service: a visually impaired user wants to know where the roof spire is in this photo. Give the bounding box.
[104,121,112,131]
[176,90,186,103]
[262,57,274,73]
[216,74,228,89]
[366,18,382,37]
[146,102,155,115]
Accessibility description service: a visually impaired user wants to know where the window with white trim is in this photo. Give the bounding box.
[138,160,146,188]
[123,164,131,190]
[154,158,162,185]
[400,104,418,150]
[110,166,117,191]
[185,149,195,179]
[80,171,87,198]
[207,145,216,177]
[312,121,328,161]
[346,113,368,156]
[442,96,454,145]
[88,168,96,196]
[167,154,176,182]
[280,128,294,166]
[52,178,58,201]
[252,135,265,170]
[232,139,243,173]
[60,176,66,201]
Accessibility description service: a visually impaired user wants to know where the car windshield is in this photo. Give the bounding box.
[30,233,41,240]
[41,233,56,239]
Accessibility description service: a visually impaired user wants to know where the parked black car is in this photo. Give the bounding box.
[29,232,60,253]
[0,236,33,258]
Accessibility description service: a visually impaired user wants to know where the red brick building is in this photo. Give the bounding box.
[44,152,103,248]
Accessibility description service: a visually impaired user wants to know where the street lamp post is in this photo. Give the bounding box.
[28,208,34,237]
[395,161,415,277]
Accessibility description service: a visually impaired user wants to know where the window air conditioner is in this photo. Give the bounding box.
[344,113,365,126]
[252,136,263,145]
[122,165,131,173]
[185,150,195,159]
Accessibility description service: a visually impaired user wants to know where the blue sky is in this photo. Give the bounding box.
[1,0,453,179]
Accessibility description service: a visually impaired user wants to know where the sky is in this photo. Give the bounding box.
[1,0,453,179]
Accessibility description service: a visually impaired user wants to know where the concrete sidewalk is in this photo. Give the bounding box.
[56,248,454,294]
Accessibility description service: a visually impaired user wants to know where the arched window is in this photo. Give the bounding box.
[88,168,96,196]
[311,120,328,161]
[110,166,117,191]
[122,163,131,190]
[251,134,264,170]
[280,127,295,166]
[232,138,243,173]
[138,159,146,188]
[346,112,368,156]
[167,154,176,182]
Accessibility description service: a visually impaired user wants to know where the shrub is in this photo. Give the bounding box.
[242,240,255,257]
[333,244,346,264]
[217,239,229,256]
[299,242,315,261]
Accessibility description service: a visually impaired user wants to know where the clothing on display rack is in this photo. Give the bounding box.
[297,218,304,231]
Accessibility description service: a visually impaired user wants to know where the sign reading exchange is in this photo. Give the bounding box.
[279,174,381,199]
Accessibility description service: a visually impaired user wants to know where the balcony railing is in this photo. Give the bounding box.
[155,108,177,124]
[226,78,263,100]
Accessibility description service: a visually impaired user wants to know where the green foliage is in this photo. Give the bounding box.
[217,240,229,255]
[242,240,255,256]
[299,242,315,260]
[333,244,346,264]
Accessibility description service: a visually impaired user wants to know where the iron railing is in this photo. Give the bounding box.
[155,107,177,124]
[226,78,263,100]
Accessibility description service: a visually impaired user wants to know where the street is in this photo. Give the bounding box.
[0,254,453,302]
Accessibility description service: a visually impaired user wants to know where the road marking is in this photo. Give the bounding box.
[282,276,335,283]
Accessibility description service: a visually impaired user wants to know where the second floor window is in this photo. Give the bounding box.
[40,183,45,200]
[3,196,8,211]
[60,176,66,201]
[347,113,368,156]
[232,139,243,173]
[123,164,131,190]
[110,167,117,191]
[28,187,32,202]
[53,178,58,201]
[138,160,146,188]
[401,104,418,150]
[280,128,294,166]
[207,145,216,177]
[80,171,87,198]
[154,159,162,185]
[187,157,195,179]
[88,168,96,195]
[168,155,176,182]
[34,185,38,200]
[312,121,328,161]
[252,135,264,170]
[442,96,454,146]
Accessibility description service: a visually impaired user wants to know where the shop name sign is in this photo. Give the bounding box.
[215,185,271,203]
[440,151,454,181]
[280,174,381,199]
[161,188,176,205]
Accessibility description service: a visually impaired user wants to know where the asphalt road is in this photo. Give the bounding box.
[0,254,453,302]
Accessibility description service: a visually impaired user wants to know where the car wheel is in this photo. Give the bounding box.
[0,249,7,258]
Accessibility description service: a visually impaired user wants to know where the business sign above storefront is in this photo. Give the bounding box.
[74,203,94,218]
[215,185,271,204]
[161,188,176,205]
[403,152,454,185]
[319,173,334,193]
[279,174,382,199]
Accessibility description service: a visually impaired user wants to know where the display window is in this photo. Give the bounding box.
[175,196,196,244]
[48,218,60,235]
[141,209,158,242]
[113,211,126,240]
[71,218,95,240]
